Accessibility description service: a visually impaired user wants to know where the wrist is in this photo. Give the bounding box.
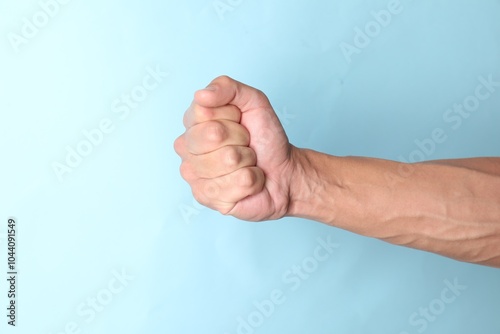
[286,146,341,225]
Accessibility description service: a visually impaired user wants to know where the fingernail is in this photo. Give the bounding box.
[204,85,217,92]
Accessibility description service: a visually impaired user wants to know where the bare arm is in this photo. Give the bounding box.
[288,150,500,267]
[175,76,500,268]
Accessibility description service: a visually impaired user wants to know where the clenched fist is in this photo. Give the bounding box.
[174,76,300,221]
[173,76,500,267]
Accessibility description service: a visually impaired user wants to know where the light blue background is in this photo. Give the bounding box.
[1,0,499,333]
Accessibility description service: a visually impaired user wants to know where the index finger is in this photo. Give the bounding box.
[183,102,242,129]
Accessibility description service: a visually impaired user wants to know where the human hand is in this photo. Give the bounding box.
[174,76,298,221]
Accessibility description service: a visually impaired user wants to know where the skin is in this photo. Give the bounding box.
[174,75,500,268]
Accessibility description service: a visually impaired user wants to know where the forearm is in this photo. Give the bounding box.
[287,147,500,267]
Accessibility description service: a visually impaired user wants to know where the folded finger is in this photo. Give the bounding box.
[185,120,250,155]
[185,146,257,179]
[183,103,241,129]
[193,167,265,211]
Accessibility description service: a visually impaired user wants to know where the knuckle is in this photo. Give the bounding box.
[240,127,251,146]
[216,75,232,86]
[237,168,257,187]
[247,147,257,164]
[224,146,242,169]
[203,181,221,200]
[227,105,242,122]
[179,162,192,181]
[173,135,184,155]
[204,121,226,144]
[191,180,218,206]
[192,188,206,207]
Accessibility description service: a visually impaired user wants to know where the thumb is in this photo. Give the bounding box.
[194,75,271,113]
